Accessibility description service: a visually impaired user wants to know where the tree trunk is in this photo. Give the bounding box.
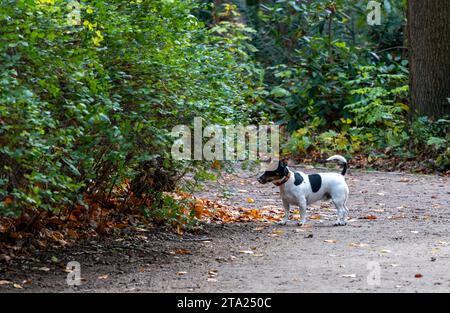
[407,0,450,117]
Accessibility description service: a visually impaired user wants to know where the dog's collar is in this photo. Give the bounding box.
[274,171,291,186]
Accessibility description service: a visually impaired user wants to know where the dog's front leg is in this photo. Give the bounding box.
[278,198,290,225]
[298,198,307,226]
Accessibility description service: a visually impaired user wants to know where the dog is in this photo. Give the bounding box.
[257,155,349,226]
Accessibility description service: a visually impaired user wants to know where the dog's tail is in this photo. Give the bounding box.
[326,155,348,176]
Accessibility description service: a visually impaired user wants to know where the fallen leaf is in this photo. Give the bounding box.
[414,273,423,278]
[246,198,255,203]
[38,267,50,272]
[0,280,12,285]
[194,201,205,218]
[98,274,108,280]
[239,250,254,254]
[3,196,13,206]
[0,254,11,262]
[324,239,337,243]
[341,274,356,278]
[349,242,369,248]
[67,229,79,239]
[176,271,188,276]
[253,227,265,231]
[175,249,192,255]
[208,269,218,278]
[380,249,392,254]
[360,215,377,220]
[13,284,23,289]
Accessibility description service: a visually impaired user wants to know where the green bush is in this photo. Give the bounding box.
[0,0,265,217]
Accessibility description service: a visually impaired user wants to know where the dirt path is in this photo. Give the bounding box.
[1,168,449,292]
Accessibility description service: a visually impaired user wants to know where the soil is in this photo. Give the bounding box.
[1,166,449,293]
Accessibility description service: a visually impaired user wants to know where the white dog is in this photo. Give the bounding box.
[257,155,349,226]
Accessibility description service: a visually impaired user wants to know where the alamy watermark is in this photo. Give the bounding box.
[66,261,81,286]
[367,261,381,287]
[171,118,279,161]
[67,1,81,26]
[367,1,382,26]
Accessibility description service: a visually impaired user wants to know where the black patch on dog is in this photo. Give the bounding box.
[308,174,322,192]
[294,172,303,185]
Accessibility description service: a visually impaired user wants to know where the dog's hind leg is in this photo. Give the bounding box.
[342,198,349,223]
[332,195,347,226]
[278,198,290,225]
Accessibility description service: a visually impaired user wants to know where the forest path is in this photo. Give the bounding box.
[1,168,449,292]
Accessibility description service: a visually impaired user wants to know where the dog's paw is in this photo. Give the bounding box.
[333,221,347,226]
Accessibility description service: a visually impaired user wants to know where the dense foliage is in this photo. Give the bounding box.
[238,0,448,170]
[0,0,264,218]
[0,0,448,225]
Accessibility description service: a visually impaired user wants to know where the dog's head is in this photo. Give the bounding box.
[257,159,289,184]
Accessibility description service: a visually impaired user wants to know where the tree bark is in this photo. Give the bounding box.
[407,0,450,117]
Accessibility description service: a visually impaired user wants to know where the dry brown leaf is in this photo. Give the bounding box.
[360,215,377,220]
[175,249,192,255]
